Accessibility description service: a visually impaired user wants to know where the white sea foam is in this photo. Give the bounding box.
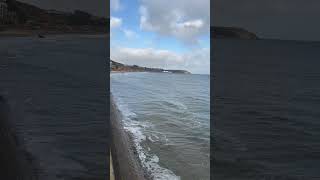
[147,135,157,143]
[113,97,181,180]
[166,100,188,110]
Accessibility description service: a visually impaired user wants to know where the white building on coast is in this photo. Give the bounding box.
[0,0,18,25]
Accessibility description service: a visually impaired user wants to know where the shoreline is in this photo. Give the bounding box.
[0,29,108,38]
[110,96,148,180]
[111,71,150,73]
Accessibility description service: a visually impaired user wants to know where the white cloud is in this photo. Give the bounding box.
[110,17,122,29]
[178,19,204,29]
[111,0,121,12]
[123,29,138,39]
[139,0,210,44]
[111,47,210,74]
[183,48,210,74]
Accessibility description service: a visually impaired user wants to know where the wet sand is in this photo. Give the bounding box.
[0,29,35,37]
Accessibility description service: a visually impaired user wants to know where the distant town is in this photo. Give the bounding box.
[0,0,17,24]
[0,0,108,35]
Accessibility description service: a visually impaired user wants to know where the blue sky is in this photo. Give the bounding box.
[110,0,210,74]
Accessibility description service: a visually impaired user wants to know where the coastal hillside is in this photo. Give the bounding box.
[110,60,191,74]
[0,0,108,33]
[212,26,258,40]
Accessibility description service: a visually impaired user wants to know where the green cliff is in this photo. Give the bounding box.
[110,60,191,74]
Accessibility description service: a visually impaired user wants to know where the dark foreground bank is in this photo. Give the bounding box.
[0,96,38,179]
[110,96,147,180]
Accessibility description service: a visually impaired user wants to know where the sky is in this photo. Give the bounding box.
[110,0,210,74]
[213,0,320,41]
[19,0,108,17]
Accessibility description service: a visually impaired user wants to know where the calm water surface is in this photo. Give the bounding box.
[0,35,108,179]
[213,39,320,180]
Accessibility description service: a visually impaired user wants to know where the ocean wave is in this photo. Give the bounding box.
[163,100,188,111]
[113,97,181,180]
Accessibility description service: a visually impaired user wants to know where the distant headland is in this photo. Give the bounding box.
[212,26,259,40]
[0,0,108,36]
[110,60,191,74]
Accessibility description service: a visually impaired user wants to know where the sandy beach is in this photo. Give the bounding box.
[0,29,108,38]
[0,29,36,37]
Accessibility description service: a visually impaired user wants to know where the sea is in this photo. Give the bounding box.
[0,35,108,179]
[111,72,210,180]
[213,39,320,179]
